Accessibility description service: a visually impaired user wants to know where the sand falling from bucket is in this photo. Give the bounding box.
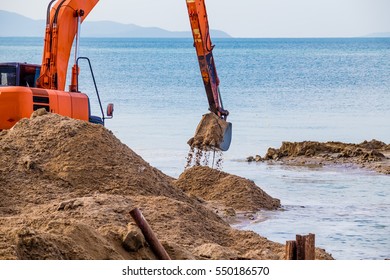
[185,147,224,170]
[186,113,229,170]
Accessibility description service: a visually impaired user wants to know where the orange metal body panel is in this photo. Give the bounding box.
[0,87,33,129]
[38,0,99,91]
[46,89,89,120]
[69,92,90,120]
[0,86,89,130]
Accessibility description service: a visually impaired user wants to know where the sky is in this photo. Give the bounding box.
[1,0,389,38]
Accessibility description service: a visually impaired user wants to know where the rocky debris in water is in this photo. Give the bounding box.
[173,166,281,212]
[264,140,388,161]
[247,155,263,162]
[247,140,390,174]
[0,112,333,260]
[187,113,229,151]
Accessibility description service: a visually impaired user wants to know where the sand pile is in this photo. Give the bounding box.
[248,140,390,174]
[0,111,332,260]
[174,166,280,212]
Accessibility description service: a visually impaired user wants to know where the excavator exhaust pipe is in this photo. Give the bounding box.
[188,113,232,152]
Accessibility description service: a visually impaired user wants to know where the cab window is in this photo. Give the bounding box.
[0,65,17,86]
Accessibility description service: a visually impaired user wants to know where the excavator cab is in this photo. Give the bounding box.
[0,63,41,88]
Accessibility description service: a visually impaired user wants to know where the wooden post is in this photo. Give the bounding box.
[286,233,315,260]
[130,208,171,260]
[296,234,306,260]
[304,233,315,260]
[285,240,297,260]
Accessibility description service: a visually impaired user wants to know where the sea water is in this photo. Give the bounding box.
[0,37,389,259]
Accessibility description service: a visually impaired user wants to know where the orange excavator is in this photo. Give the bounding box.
[0,0,112,131]
[186,0,232,151]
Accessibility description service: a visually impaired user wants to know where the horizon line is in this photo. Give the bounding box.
[1,9,389,40]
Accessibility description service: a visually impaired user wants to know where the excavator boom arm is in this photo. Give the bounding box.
[186,0,229,119]
[37,0,99,91]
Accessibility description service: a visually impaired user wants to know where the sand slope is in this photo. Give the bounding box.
[174,166,280,212]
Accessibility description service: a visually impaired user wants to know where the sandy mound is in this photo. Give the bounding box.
[187,113,229,150]
[174,166,280,212]
[248,140,390,174]
[0,112,332,260]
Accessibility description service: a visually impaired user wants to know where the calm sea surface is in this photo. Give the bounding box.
[1,37,389,259]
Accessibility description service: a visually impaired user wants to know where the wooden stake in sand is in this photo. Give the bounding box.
[285,233,315,260]
[130,208,171,260]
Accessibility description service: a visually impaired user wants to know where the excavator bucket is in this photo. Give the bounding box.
[219,120,232,152]
[187,113,232,152]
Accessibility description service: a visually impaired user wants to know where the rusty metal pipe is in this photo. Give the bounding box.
[130,208,171,260]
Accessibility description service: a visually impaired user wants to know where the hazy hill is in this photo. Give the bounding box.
[365,32,390,38]
[0,10,45,37]
[0,10,231,38]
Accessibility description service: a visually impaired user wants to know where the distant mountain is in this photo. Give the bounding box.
[0,10,231,38]
[0,10,45,37]
[365,32,390,38]
[81,20,230,38]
